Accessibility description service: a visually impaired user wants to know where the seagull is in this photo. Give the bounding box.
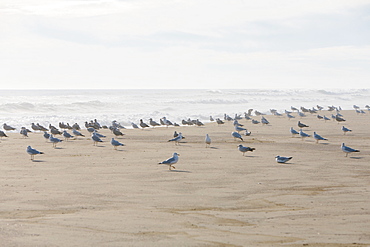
[72,129,85,137]
[149,118,160,128]
[112,128,124,137]
[335,115,346,123]
[20,127,29,138]
[27,146,44,161]
[216,118,224,125]
[158,152,179,170]
[342,126,352,135]
[233,120,243,127]
[275,155,293,163]
[139,119,150,129]
[93,131,106,138]
[50,127,62,135]
[131,122,139,129]
[251,119,260,124]
[234,125,247,133]
[261,116,269,125]
[43,132,50,142]
[286,113,295,120]
[299,129,310,140]
[111,138,124,150]
[49,135,63,148]
[205,134,211,148]
[209,116,214,121]
[244,130,252,136]
[323,115,331,122]
[237,144,255,156]
[313,132,327,143]
[62,130,74,141]
[0,130,8,139]
[91,132,103,146]
[231,131,243,141]
[31,123,41,131]
[298,121,309,128]
[291,106,298,111]
[3,123,16,131]
[168,132,183,145]
[290,127,299,137]
[341,143,360,157]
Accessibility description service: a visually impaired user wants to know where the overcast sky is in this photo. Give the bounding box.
[1,0,370,89]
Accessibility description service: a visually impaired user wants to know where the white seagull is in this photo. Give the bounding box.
[27,146,44,160]
[158,153,180,170]
[49,135,63,148]
[231,131,243,141]
[341,143,360,157]
[91,132,103,146]
[111,138,124,150]
[313,132,328,143]
[205,134,211,148]
[290,127,299,137]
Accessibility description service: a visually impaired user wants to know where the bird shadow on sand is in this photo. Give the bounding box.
[54,147,64,149]
[209,147,219,149]
[350,156,363,159]
[32,160,46,163]
[169,170,191,173]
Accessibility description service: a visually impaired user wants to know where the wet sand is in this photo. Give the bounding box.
[1,110,369,246]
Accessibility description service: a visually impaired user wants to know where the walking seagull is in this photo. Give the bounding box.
[168,132,183,145]
[158,153,179,170]
[238,144,255,156]
[341,143,360,157]
[27,146,44,160]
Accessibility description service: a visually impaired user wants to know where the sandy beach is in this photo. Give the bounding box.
[1,110,370,246]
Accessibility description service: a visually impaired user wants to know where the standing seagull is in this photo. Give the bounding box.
[158,152,180,170]
[313,132,327,143]
[238,144,255,156]
[205,134,211,148]
[91,132,103,146]
[0,130,8,139]
[341,143,360,157]
[299,129,310,140]
[26,146,44,161]
[49,135,63,148]
[275,155,293,163]
[342,126,352,135]
[231,131,243,141]
[290,127,299,137]
[111,138,124,150]
[62,130,74,141]
[139,119,150,129]
[72,129,85,138]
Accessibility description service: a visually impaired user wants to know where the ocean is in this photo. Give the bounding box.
[0,89,369,130]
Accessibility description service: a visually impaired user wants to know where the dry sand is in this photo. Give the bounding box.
[1,110,370,246]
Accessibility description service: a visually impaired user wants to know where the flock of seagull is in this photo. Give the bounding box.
[1,104,366,170]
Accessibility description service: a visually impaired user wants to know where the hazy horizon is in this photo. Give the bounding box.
[1,0,370,90]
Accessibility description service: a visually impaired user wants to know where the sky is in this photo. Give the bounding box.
[1,0,370,90]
